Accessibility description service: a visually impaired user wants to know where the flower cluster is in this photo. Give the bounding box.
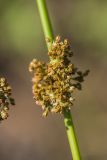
[0,78,15,121]
[29,36,89,116]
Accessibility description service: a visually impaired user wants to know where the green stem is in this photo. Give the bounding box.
[36,0,81,159]
[63,109,81,160]
[36,0,54,49]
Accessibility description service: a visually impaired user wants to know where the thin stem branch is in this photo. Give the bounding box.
[63,109,81,160]
[36,0,54,49]
[36,0,81,159]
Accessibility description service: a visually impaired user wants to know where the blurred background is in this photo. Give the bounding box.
[0,0,107,159]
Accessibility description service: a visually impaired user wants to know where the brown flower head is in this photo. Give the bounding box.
[0,78,15,121]
[29,36,89,116]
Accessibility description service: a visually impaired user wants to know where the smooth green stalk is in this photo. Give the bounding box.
[63,109,81,160]
[36,0,54,49]
[36,0,81,159]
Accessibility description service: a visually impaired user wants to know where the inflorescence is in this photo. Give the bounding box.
[29,36,89,116]
[0,78,15,121]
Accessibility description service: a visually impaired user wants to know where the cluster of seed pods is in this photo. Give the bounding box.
[29,36,89,116]
[0,78,15,121]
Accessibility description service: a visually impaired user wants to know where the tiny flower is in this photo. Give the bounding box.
[0,110,8,120]
[69,97,75,102]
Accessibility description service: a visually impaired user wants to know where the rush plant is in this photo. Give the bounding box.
[29,0,89,159]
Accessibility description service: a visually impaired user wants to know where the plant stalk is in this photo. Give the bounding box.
[36,0,81,159]
[63,109,81,160]
[36,0,54,49]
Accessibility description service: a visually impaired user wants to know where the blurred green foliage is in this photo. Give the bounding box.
[0,0,107,55]
[0,0,42,54]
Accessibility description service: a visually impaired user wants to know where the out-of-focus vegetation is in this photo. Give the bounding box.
[0,0,107,160]
[0,0,107,55]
